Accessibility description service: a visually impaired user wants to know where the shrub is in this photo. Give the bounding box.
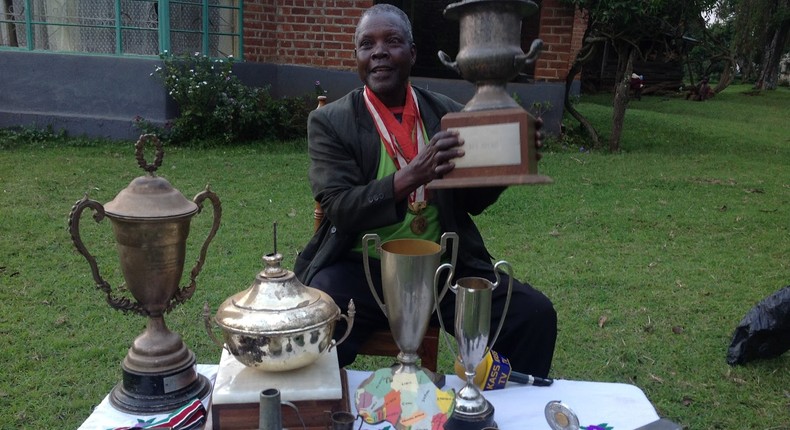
[146,52,313,145]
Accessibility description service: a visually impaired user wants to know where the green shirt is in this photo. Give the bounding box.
[353,125,440,258]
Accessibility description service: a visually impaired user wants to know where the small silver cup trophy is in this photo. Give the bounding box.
[434,261,514,430]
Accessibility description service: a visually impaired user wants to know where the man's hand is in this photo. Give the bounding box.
[393,130,464,200]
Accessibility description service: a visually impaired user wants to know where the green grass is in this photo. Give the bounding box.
[0,85,788,429]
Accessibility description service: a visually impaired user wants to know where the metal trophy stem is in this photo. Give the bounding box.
[362,232,458,375]
[68,135,221,413]
[434,260,514,430]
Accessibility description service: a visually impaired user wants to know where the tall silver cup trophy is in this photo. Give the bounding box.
[435,261,513,430]
[432,0,551,189]
[362,233,458,375]
[68,135,221,413]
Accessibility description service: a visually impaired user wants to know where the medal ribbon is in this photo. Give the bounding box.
[363,84,427,206]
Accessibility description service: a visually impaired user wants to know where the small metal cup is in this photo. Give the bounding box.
[259,388,282,430]
[328,411,356,430]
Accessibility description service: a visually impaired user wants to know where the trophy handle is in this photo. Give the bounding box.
[433,263,459,359]
[487,260,514,352]
[439,232,459,299]
[515,39,544,75]
[361,233,387,317]
[169,186,222,311]
[68,195,143,314]
[438,50,460,75]
[329,299,356,351]
[202,302,231,352]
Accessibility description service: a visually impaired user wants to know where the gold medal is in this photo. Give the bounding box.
[410,214,427,235]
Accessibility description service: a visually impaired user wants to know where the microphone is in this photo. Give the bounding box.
[453,350,554,390]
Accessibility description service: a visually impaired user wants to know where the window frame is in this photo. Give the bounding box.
[0,0,243,57]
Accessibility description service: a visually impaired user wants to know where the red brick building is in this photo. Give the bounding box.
[0,0,586,139]
[240,0,585,84]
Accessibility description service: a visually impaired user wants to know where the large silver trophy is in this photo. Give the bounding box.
[431,0,550,189]
[434,261,513,430]
[362,233,457,375]
[354,233,458,429]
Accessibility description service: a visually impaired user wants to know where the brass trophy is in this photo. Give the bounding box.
[68,135,221,413]
[434,261,514,430]
[433,0,551,188]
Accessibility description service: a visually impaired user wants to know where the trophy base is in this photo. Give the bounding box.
[444,403,497,430]
[109,360,211,414]
[429,173,553,189]
[431,108,552,189]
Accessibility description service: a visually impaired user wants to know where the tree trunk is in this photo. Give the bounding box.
[563,39,601,148]
[756,19,790,90]
[714,58,736,94]
[610,45,634,152]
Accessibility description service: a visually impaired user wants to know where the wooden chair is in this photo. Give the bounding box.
[311,94,440,371]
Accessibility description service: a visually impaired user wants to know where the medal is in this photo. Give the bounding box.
[410,214,427,235]
[408,201,428,235]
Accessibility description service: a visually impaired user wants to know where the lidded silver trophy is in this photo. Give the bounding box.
[68,134,221,413]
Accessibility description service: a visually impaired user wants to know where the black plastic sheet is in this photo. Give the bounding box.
[727,285,790,365]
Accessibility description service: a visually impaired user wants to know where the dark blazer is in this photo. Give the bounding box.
[295,86,506,284]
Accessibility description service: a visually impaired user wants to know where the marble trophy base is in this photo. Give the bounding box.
[444,401,497,430]
[430,108,552,189]
[211,348,349,430]
[109,358,211,414]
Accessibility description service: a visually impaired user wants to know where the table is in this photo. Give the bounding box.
[79,365,660,430]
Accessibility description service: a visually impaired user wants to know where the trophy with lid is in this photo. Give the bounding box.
[68,134,221,413]
[204,224,356,429]
[433,0,552,188]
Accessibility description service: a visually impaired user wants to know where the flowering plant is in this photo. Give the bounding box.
[151,52,267,144]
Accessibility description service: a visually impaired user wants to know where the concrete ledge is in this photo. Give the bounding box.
[0,51,573,140]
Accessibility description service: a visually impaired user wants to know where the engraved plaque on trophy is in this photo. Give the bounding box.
[430,0,552,189]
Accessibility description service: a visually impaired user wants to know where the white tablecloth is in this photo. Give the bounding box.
[79,365,659,430]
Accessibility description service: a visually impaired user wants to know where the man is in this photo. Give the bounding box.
[294,4,557,378]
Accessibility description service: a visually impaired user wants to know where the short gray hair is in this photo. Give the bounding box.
[354,4,414,46]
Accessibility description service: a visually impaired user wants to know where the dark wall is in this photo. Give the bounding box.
[0,51,177,140]
[0,51,574,141]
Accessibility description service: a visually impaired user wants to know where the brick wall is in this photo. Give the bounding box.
[243,0,586,83]
[533,0,586,82]
[243,0,372,69]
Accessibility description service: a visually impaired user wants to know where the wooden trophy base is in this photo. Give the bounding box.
[429,108,552,189]
[210,349,350,430]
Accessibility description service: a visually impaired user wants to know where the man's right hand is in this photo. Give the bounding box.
[393,130,464,201]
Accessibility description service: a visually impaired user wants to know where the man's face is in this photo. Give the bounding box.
[355,12,416,107]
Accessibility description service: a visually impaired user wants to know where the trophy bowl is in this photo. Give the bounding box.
[205,252,354,372]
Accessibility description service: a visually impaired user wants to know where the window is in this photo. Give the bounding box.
[0,0,241,57]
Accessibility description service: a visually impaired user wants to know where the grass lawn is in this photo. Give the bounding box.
[0,84,788,429]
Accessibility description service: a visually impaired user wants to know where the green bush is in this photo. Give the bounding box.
[145,52,313,145]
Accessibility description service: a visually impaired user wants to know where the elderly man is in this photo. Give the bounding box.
[295,4,557,378]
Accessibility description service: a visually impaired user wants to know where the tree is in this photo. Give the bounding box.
[738,0,790,90]
[561,0,715,151]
